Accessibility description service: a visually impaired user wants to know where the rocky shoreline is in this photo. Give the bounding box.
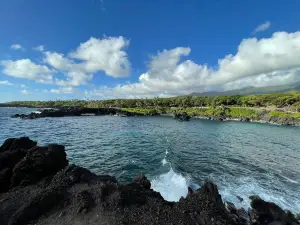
[0,137,299,225]
[10,107,300,126]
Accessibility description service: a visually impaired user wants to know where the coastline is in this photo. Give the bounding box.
[0,137,299,225]
[8,106,300,127]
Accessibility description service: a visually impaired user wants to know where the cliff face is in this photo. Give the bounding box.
[0,137,299,225]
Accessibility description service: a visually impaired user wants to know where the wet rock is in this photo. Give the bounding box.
[198,182,223,206]
[187,187,194,196]
[133,175,151,189]
[10,144,68,187]
[250,195,298,224]
[236,208,249,223]
[225,201,237,214]
[237,195,244,202]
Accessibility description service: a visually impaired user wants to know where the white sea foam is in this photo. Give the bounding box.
[161,158,167,166]
[218,176,300,213]
[280,175,299,184]
[151,167,190,202]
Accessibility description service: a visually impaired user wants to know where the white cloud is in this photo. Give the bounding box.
[88,31,300,98]
[11,44,25,51]
[42,36,130,86]
[1,36,130,89]
[252,21,271,34]
[50,87,75,94]
[0,80,13,85]
[69,36,130,78]
[1,59,54,84]
[33,45,45,52]
[20,89,29,95]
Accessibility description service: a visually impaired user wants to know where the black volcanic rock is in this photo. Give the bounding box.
[10,144,68,188]
[0,168,12,192]
[174,112,191,121]
[0,137,299,225]
[249,195,298,224]
[0,137,37,153]
[133,175,151,189]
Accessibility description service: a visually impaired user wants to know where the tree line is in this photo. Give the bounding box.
[4,91,300,112]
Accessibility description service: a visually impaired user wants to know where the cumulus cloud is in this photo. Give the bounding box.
[20,89,29,95]
[33,45,45,52]
[88,31,300,98]
[252,21,271,34]
[1,37,130,88]
[11,44,25,51]
[69,37,130,77]
[1,59,54,84]
[0,80,13,85]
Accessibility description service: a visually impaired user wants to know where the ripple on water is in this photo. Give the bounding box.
[0,108,300,213]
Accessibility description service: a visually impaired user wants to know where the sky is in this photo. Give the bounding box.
[1,0,300,102]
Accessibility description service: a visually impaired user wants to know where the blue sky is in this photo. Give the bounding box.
[1,0,300,102]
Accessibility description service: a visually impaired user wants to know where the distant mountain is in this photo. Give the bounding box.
[190,82,300,96]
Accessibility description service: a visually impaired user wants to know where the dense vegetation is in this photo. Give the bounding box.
[3,92,300,112]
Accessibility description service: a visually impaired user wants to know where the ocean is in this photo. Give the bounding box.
[1,107,299,212]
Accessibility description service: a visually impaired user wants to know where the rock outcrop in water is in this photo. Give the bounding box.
[10,107,144,119]
[174,112,191,121]
[0,137,299,225]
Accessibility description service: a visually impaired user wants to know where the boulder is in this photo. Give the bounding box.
[10,144,68,187]
[198,182,223,206]
[51,164,116,188]
[132,175,151,189]
[0,137,36,153]
[225,201,237,214]
[249,195,298,224]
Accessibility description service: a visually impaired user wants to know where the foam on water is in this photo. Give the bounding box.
[152,141,190,202]
[161,158,167,166]
[218,176,300,213]
[151,167,190,202]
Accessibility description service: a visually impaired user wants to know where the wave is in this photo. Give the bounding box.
[151,167,190,202]
[218,176,300,213]
[150,136,300,213]
[280,175,299,184]
[151,140,191,201]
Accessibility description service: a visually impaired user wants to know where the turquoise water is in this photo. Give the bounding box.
[0,107,300,212]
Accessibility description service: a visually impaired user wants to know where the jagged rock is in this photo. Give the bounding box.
[0,168,12,192]
[76,190,94,213]
[225,201,237,214]
[0,137,38,192]
[0,137,37,153]
[10,144,68,187]
[236,208,249,223]
[0,137,299,225]
[198,182,223,206]
[51,164,117,188]
[0,150,27,171]
[8,187,65,225]
[250,195,298,224]
[133,175,151,189]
